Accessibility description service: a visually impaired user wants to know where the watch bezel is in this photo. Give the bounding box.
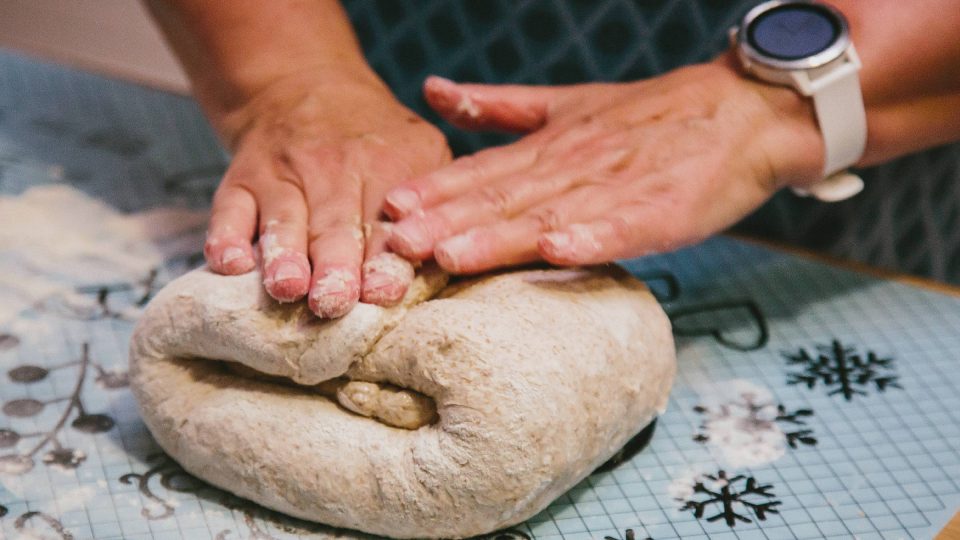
[737,0,851,71]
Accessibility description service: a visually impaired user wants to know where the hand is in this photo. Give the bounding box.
[383,60,825,273]
[202,73,451,316]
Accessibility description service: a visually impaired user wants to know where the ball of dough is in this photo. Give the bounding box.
[129,265,675,538]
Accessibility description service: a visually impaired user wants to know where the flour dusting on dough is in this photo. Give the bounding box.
[363,253,413,283]
[0,185,207,325]
[309,268,359,317]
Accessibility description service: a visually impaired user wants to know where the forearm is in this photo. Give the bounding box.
[145,0,383,140]
[836,0,960,164]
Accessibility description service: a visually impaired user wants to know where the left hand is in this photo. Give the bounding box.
[383,60,826,273]
[201,73,451,317]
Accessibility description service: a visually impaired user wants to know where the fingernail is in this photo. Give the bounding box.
[425,75,459,97]
[263,258,309,302]
[219,246,254,273]
[361,253,414,306]
[434,231,477,273]
[309,269,360,318]
[540,231,572,254]
[427,75,455,87]
[540,225,600,262]
[390,218,434,259]
[385,188,421,217]
[272,261,305,282]
[221,246,246,265]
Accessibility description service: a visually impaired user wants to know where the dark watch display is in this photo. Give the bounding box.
[737,1,851,70]
[748,3,840,60]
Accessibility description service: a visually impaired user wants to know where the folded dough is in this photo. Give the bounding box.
[129,265,675,538]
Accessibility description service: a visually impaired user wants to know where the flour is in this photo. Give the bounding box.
[692,379,787,468]
[258,221,284,266]
[52,485,96,513]
[667,467,706,500]
[0,185,207,326]
[456,94,482,119]
[6,485,95,539]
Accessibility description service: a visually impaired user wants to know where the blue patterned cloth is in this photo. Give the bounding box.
[343,0,960,285]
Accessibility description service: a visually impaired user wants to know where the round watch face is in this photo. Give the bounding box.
[740,1,850,69]
[749,3,839,60]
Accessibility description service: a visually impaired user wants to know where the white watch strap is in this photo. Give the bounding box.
[791,45,867,202]
[791,171,864,202]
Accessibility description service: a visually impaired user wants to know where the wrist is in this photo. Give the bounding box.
[206,63,391,148]
[714,53,826,190]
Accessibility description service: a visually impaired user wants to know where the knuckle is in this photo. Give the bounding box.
[456,154,486,177]
[307,217,362,245]
[259,214,299,236]
[476,185,514,216]
[423,128,452,163]
[529,207,564,232]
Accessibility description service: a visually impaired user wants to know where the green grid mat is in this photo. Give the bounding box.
[1,49,959,539]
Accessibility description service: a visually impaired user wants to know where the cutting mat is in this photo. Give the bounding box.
[1,49,959,540]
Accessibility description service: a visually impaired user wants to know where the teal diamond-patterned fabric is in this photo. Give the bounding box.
[342,0,960,284]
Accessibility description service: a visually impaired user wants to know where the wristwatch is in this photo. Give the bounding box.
[731,0,867,202]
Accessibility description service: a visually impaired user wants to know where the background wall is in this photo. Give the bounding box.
[0,0,189,92]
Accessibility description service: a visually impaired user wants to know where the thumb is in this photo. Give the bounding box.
[423,75,563,134]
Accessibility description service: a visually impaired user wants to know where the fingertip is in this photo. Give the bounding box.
[434,232,476,274]
[387,218,436,261]
[423,75,458,109]
[433,246,461,274]
[423,75,486,129]
[537,231,579,266]
[262,254,311,303]
[423,75,457,91]
[360,253,414,306]
[538,225,606,266]
[206,240,256,275]
[383,188,422,220]
[308,268,361,318]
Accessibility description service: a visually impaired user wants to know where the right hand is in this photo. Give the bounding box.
[202,72,451,318]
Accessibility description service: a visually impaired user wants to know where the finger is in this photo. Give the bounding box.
[307,218,363,318]
[433,185,620,274]
[423,75,559,133]
[539,218,654,267]
[257,181,310,303]
[304,153,364,319]
[539,165,776,265]
[388,167,589,260]
[204,183,257,275]
[539,202,699,266]
[382,142,539,220]
[360,248,415,306]
[356,143,416,306]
